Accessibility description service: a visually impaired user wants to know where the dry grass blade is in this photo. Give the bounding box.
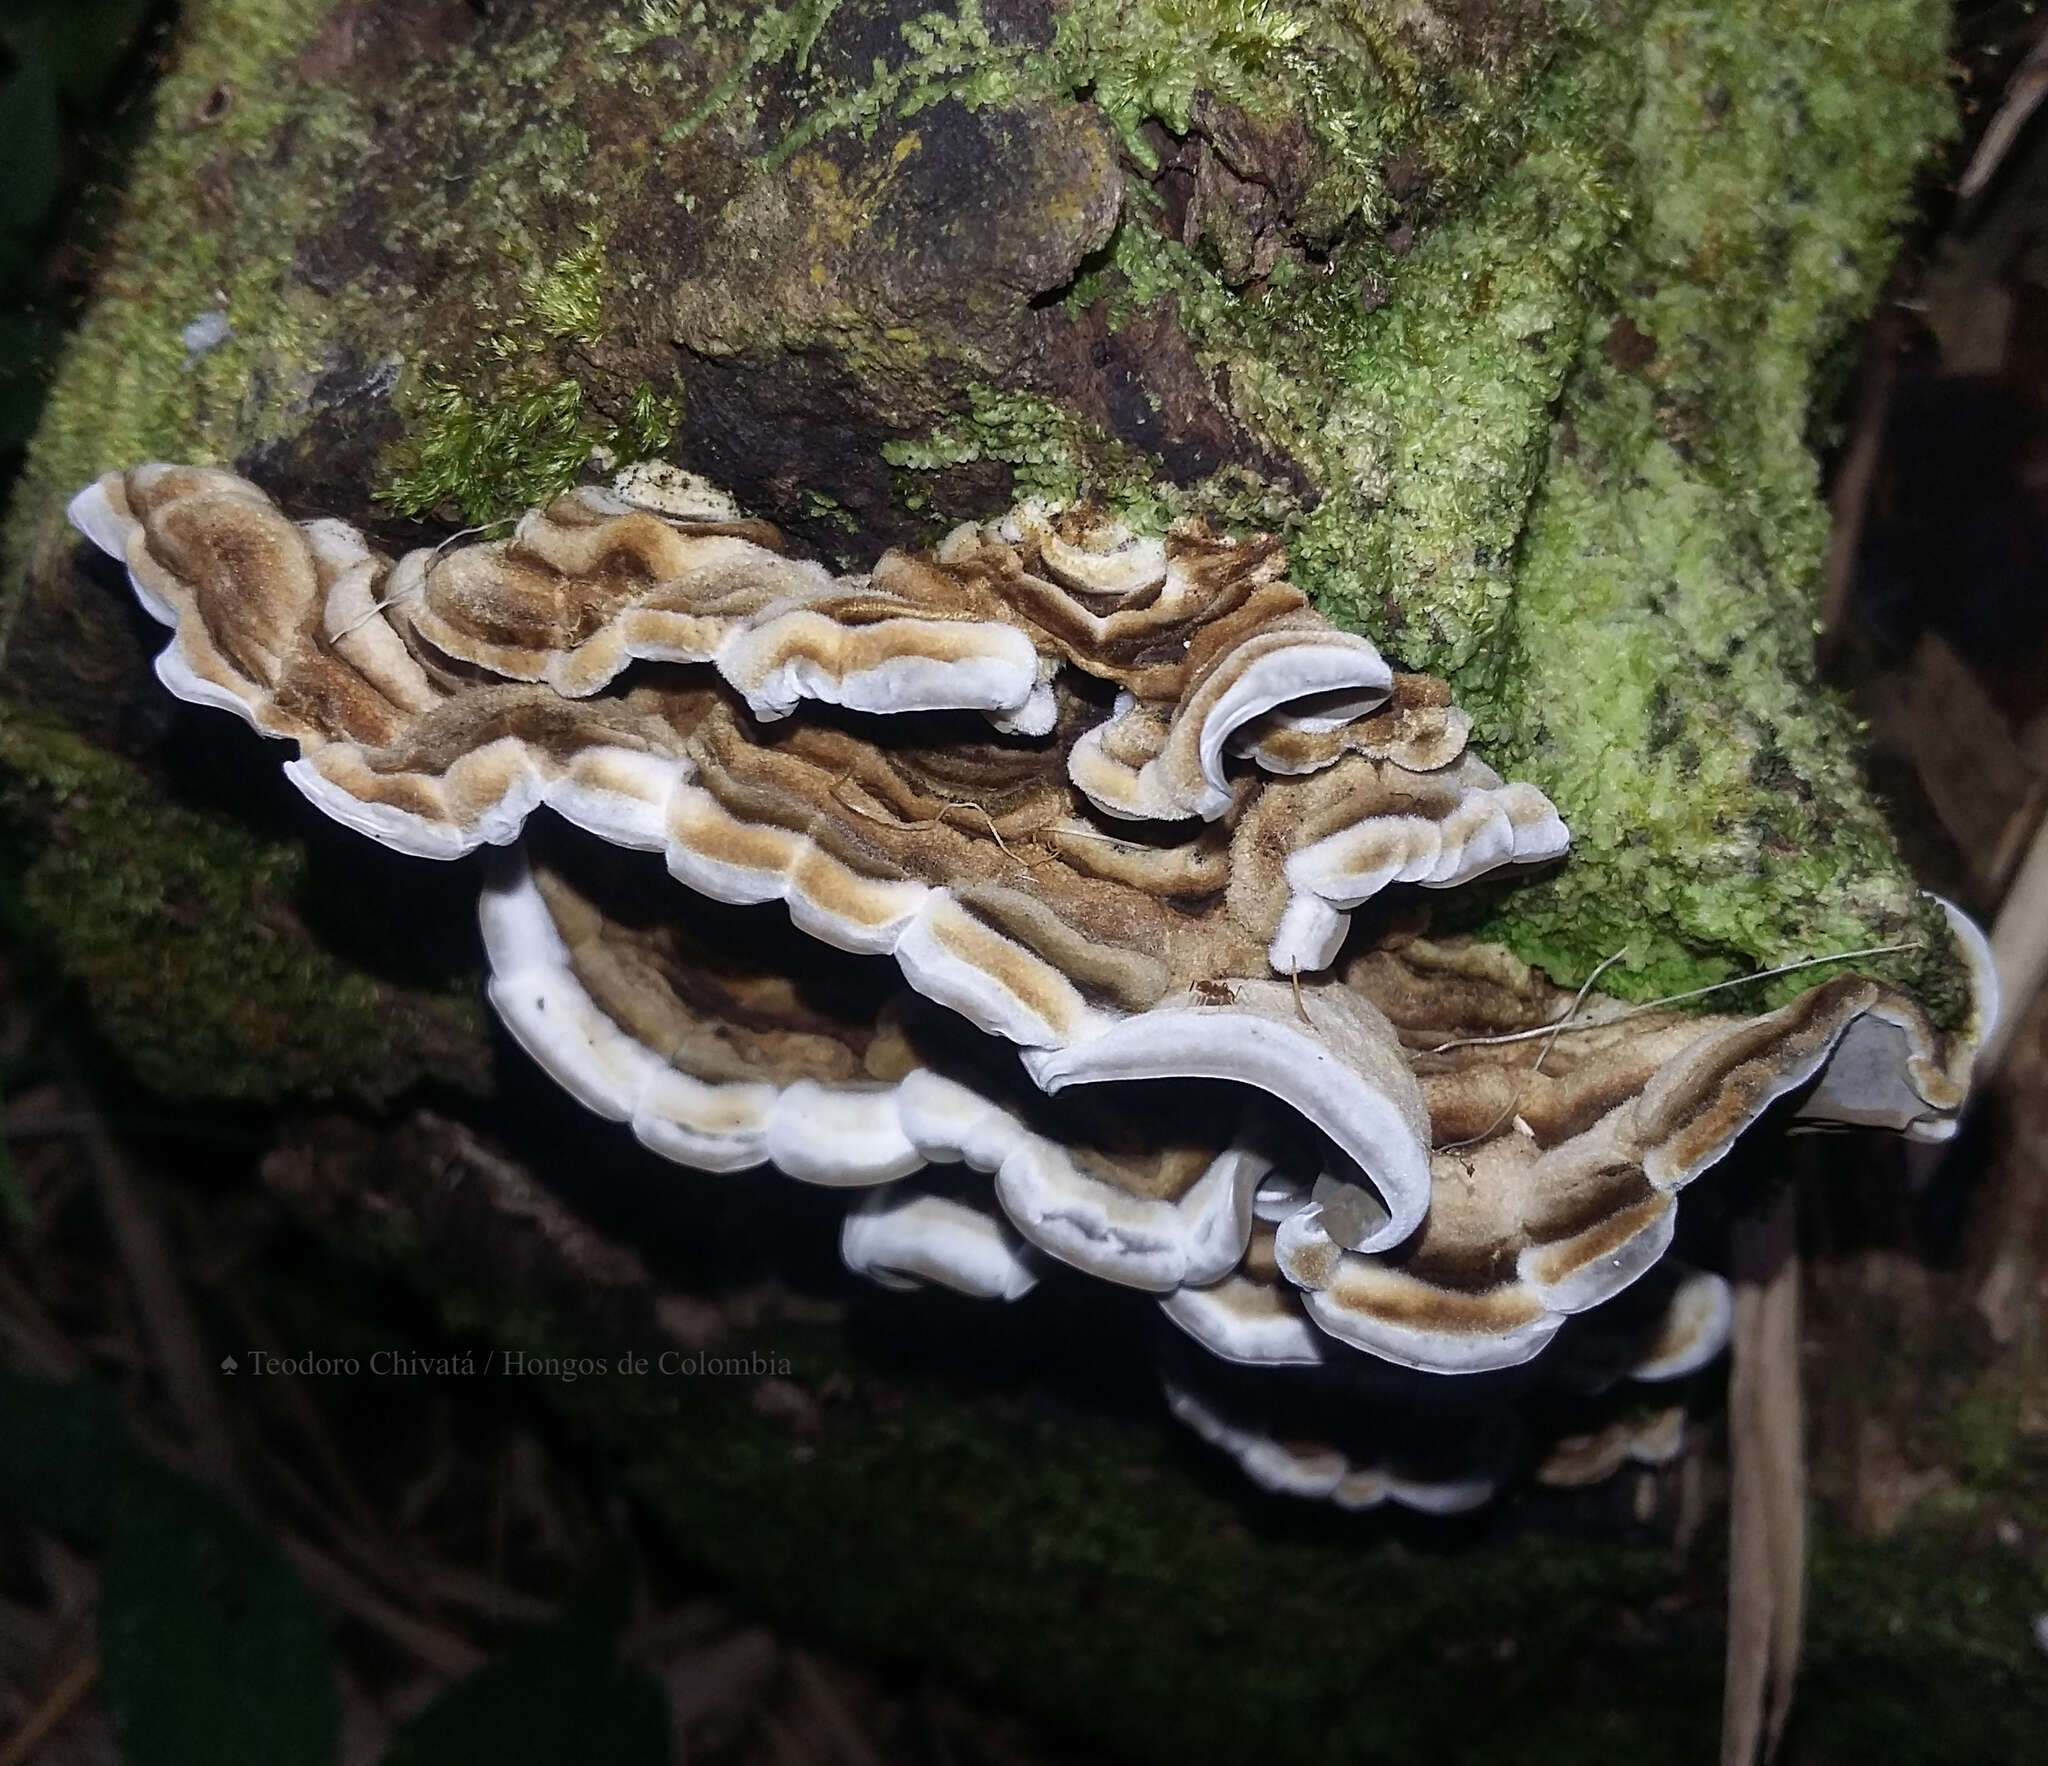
[787,1647,888,1766]
[650,1624,781,1740]
[1428,942,1922,1056]
[0,1652,99,1766]
[279,1536,485,1681]
[0,1266,89,1379]
[71,1078,245,1505]
[1761,1250,1806,1759]
[1722,1184,1805,1766]
[1981,806,2048,1081]
[220,1287,386,1537]
[1956,28,2048,201]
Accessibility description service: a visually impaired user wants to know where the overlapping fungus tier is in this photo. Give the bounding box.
[67,463,1993,1405]
[71,463,1577,1258]
[1240,929,1993,1374]
[494,831,1274,1296]
[485,837,1985,1403]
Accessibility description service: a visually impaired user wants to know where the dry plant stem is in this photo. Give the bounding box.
[1428,942,1922,1055]
[919,1685,963,1766]
[12,1166,87,1265]
[0,1651,99,1766]
[1956,27,2048,201]
[1759,1198,1805,1759]
[1980,807,2048,1079]
[26,1535,95,1631]
[416,1561,556,1628]
[650,1624,782,1737]
[1436,950,1628,1151]
[0,1266,89,1378]
[69,1076,245,1505]
[252,1430,556,1639]
[1817,308,1901,664]
[279,1535,485,1680]
[761,1708,813,1766]
[326,518,509,643]
[1985,775,2048,903]
[219,1287,387,1538]
[255,1441,427,1610]
[336,1665,396,1766]
[0,1598,56,1654]
[787,1649,888,1766]
[1722,1181,1805,1766]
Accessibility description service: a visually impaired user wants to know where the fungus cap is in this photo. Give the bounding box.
[73,464,1566,1254]
[69,463,1992,1428]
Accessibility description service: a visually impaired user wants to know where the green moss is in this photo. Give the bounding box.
[1045,0,1566,206]
[847,5,1621,712]
[863,0,1956,1007]
[0,715,482,1103]
[657,1,846,148]
[379,372,585,529]
[756,2,1625,702]
[1465,0,1957,1006]
[1050,0,1319,164]
[1950,1374,2024,1487]
[699,0,1568,201]
[0,0,365,651]
[0,1,696,567]
[380,232,681,524]
[379,369,681,527]
[883,383,1172,517]
[796,487,861,534]
[761,3,1044,170]
[522,232,610,347]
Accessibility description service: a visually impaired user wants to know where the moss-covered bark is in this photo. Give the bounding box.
[0,0,1968,1108]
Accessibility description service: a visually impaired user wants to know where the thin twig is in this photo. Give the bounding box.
[0,1651,100,1766]
[258,1432,554,1630]
[12,1165,86,1262]
[1818,306,1901,662]
[327,519,511,641]
[0,1267,90,1378]
[1956,28,2048,201]
[1434,951,1631,1152]
[786,1648,889,1766]
[1723,1181,1805,1766]
[1429,942,1923,1055]
[829,778,1040,870]
[221,1289,384,1538]
[1527,950,1631,1072]
[280,1536,485,1680]
[960,802,1025,867]
[1981,806,2048,1080]
[71,1072,246,1505]
[328,579,425,641]
[417,1561,556,1629]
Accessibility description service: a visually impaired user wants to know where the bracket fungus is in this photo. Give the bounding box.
[1155,1255,1732,1513]
[70,461,1996,1503]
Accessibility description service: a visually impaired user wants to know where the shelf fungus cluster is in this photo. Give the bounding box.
[71,463,1997,1511]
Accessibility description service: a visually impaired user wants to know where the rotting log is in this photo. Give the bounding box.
[2,3,2043,1761]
